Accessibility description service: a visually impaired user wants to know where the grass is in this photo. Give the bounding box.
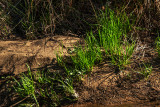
[1,1,158,106]
[10,6,137,106]
[13,64,39,106]
[0,0,97,39]
[61,10,134,80]
[135,63,152,79]
[156,35,160,57]
[0,0,159,106]
[7,0,56,39]
[71,35,102,74]
[56,7,135,75]
[0,0,158,106]
[13,64,77,106]
[0,0,66,39]
[97,8,135,70]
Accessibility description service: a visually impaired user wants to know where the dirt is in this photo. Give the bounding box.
[0,35,80,75]
[71,64,160,106]
[63,35,160,106]
[0,35,160,106]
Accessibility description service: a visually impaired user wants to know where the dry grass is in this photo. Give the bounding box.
[0,0,159,40]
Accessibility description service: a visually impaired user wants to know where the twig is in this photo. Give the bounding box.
[121,0,131,13]
[98,72,115,87]
[89,0,97,19]
[10,95,30,107]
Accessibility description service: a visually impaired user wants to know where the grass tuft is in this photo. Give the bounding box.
[56,7,135,77]
[156,35,160,57]
[13,64,77,106]
[13,64,39,106]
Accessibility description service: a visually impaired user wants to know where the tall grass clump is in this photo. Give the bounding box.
[71,33,102,74]
[56,33,102,76]
[97,8,135,70]
[56,7,135,78]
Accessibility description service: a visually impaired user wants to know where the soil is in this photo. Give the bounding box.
[0,34,160,106]
[0,35,80,75]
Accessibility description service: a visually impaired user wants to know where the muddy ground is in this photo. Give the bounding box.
[0,34,160,106]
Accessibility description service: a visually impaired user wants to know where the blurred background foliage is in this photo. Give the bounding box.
[0,0,159,40]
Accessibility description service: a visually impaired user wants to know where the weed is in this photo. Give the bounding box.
[156,35,160,57]
[13,64,39,106]
[136,63,152,79]
[56,52,64,67]
[56,77,78,99]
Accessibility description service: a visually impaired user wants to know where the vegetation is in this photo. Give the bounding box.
[57,7,135,75]
[0,0,160,106]
[13,64,78,106]
[135,63,152,79]
[156,35,160,56]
